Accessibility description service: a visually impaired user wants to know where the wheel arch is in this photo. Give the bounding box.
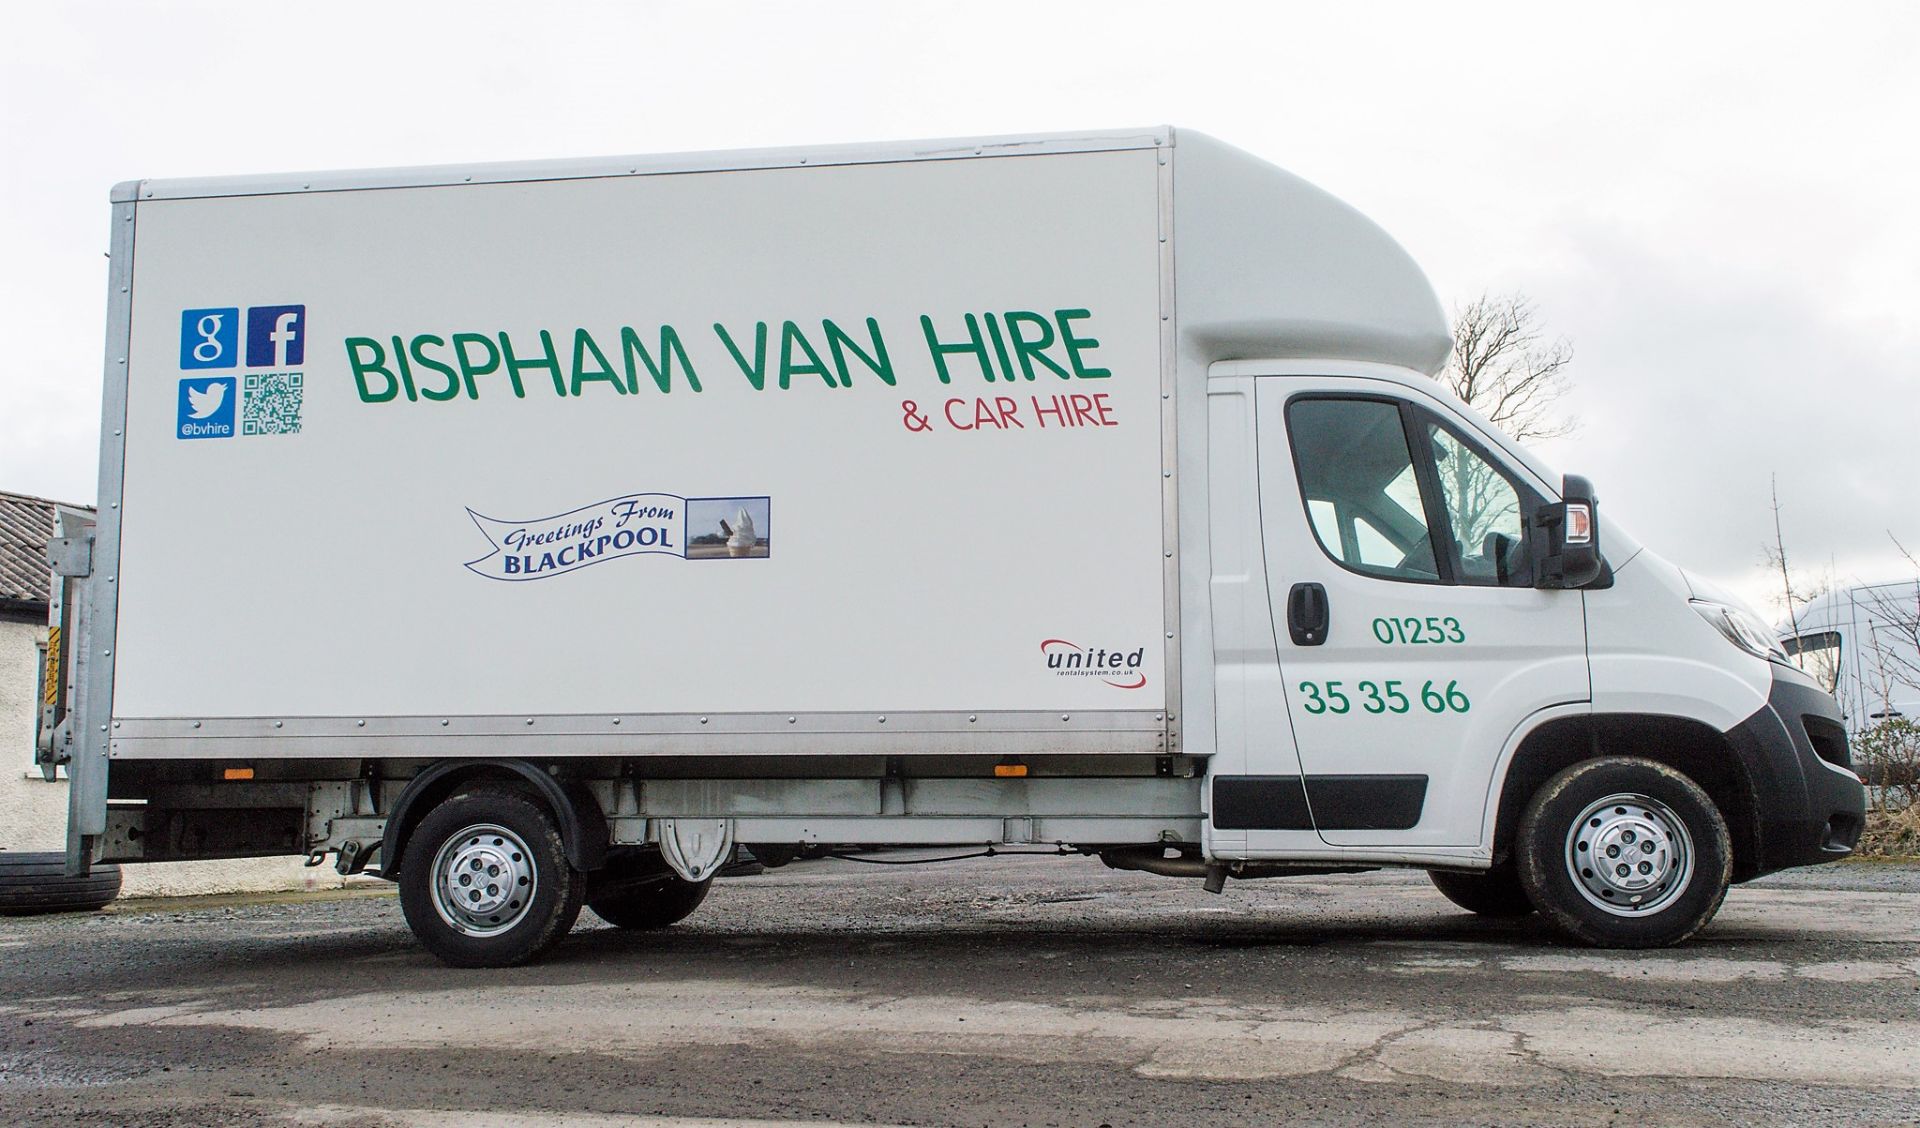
[1490,713,1764,882]
[378,759,609,879]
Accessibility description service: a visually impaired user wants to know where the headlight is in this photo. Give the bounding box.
[1689,599,1788,662]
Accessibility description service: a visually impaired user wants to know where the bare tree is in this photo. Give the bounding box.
[1764,473,1812,638]
[1421,293,1574,576]
[1442,293,1576,442]
[1761,476,1839,702]
[1857,543,1920,817]
[1859,536,1920,709]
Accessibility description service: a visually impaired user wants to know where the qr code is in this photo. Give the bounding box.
[242,372,304,436]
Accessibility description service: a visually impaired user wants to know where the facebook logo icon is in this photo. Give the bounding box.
[180,308,239,369]
[246,304,306,367]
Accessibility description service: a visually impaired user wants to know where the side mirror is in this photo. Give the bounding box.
[1534,474,1604,589]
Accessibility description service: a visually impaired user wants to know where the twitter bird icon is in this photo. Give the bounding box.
[178,377,236,439]
[186,381,226,420]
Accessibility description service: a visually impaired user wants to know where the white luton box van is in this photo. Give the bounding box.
[38,128,1864,965]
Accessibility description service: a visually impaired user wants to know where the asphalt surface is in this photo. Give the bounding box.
[1,855,1916,1127]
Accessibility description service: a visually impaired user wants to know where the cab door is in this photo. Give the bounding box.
[1252,377,1589,847]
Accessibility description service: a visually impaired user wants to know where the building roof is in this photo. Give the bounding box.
[0,490,91,613]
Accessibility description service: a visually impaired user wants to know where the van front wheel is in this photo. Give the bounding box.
[1516,757,1731,948]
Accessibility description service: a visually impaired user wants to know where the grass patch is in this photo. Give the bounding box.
[1857,805,1920,859]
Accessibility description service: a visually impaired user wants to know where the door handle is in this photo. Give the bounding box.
[1287,582,1329,646]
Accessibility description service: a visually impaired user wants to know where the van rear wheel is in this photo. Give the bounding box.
[398,785,584,967]
[1428,865,1534,917]
[586,849,711,930]
[1516,757,1731,948]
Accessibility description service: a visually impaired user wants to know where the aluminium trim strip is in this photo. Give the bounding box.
[109,709,1172,760]
[1156,133,1182,753]
[109,730,1170,761]
[110,707,1167,740]
[71,198,137,861]
[119,127,1175,203]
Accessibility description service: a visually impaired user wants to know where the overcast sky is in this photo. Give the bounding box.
[3,1,1915,613]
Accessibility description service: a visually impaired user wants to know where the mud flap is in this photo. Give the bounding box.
[657,818,734,883]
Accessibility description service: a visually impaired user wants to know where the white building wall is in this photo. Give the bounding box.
[2,615,351,897]
[0,617,56,849]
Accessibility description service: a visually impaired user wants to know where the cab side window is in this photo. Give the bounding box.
[1427,423,1531,587]
[1286,398,1441,582]
[1286,396,1538,587]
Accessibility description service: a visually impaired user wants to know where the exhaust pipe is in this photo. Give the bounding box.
[1100,845,1208,878]
[1099,845,1229,892]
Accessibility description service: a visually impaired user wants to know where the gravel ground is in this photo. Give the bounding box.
[1,856,1916,1127]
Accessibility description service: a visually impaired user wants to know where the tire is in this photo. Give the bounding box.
[1428,865,1535,917]
[0,853,122,915]
[1516,757,1732,948]
[586,850,711,930]
[397,785,584,967]
[742,843,799,869]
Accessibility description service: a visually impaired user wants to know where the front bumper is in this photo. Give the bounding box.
[1726,664,1867,880]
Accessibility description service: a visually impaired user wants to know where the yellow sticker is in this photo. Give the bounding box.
[41,626,61,707]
